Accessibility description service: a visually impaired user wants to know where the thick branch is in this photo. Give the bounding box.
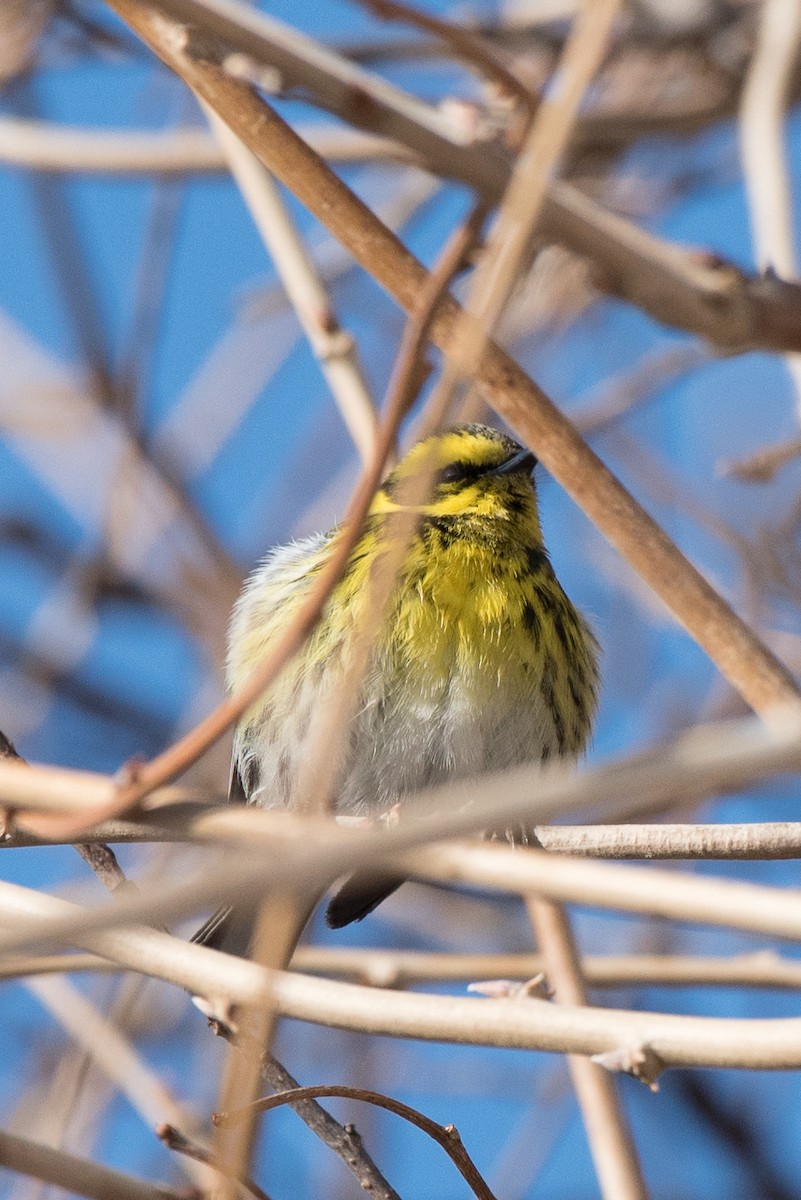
[7,882,801,1069]
[15,815,801,865]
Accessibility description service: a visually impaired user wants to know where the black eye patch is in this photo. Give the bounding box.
[439,461,471,484]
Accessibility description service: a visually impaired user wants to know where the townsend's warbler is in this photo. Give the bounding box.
[194,423,599,952]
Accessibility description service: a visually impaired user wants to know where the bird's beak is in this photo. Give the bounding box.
[488,447,537,476]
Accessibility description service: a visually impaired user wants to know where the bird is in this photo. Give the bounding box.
[193,422,598,954]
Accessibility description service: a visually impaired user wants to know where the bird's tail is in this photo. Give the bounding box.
[325,871,405,928]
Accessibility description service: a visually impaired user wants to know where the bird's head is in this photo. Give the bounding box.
[371,424,541,538]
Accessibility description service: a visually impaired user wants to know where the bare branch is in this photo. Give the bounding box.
[8,945,801,995]
[8,882,801,1069]
[157,1123,273,1200]
[721,435,801,484]
[216,1084,497,1200]
[740,0,801,416]
[15,811,801,864]
[115,0,801,354]
[0,729,131,893]
[741,0,801,279]
[4,716,801,955]
[0,952,118,979]
[357,0,536,116]
[0,1128,185,1200]
[400,839,801,943]
[528,898,648,1199]
[291,947,801,992]
[439,0,621,420]
[0,0,53,85]
[205,105,379,463]
[26,975,211,1188]
[0,115,420,172]
[210,1030,402,1200]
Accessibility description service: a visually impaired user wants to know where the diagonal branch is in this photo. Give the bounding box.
[157,1123,273,1200]
[437,0,620,419]
[0,1128,184,1200]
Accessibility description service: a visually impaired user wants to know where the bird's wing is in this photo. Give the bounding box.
[225,530,331,699]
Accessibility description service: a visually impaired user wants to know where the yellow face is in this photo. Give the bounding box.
[370,423,539,523]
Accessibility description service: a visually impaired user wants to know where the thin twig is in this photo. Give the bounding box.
[721,435,801,484]
[17,116,241,644]
[9,945,801,994]
[0,114,425,171]
[157,1123,272,1200]
[212,894,315,1200]
[212,1024,401,1200]
[72,843,131,893]
[205,104,379,463]
[569,344,712,436]
[155,169,439,480]
[357,0,535,115]
[446,0,621,421]
[525,822,801,861]
[290,946,801,992]
[0,952,119,979]
[215,1084,498,1200]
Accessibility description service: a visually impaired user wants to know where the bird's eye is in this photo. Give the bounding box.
[439,462,468,484]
